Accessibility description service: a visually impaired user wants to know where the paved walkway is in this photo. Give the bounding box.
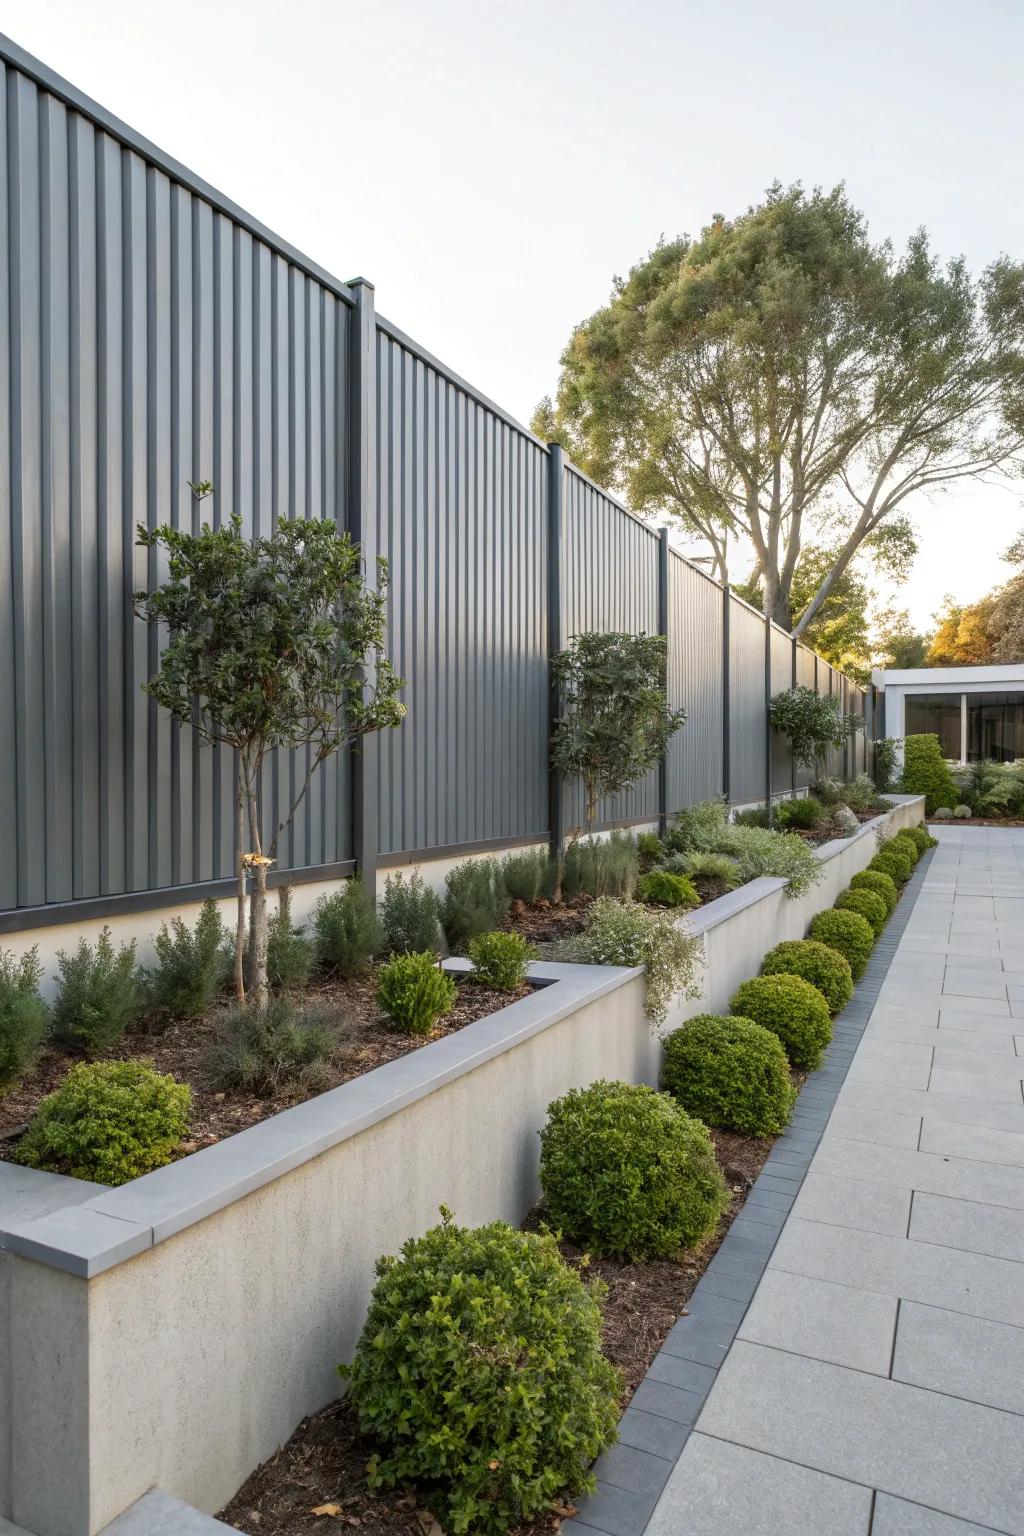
[650,826,1024,1535]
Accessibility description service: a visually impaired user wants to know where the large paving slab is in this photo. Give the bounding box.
[632,826,1024,1536]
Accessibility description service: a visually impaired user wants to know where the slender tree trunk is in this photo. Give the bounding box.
[244,770,270,1011]
[234,758,247,1002]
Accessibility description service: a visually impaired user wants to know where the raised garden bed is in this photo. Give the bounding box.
[218,1122,786,1536]
[0,971,528,1168]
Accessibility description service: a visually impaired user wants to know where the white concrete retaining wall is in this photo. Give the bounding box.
[0,797,923,1536]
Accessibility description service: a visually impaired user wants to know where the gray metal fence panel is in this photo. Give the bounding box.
[770,625,795,794]
[728,596,768,805]
[374,324,549,856]
[667,553,723,810]
[794,646,817,787]
[561,466,661,828]
[0,55,354,915]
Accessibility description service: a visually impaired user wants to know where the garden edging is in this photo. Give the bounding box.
[0,796,924,1536]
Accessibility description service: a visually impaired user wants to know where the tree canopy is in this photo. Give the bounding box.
[926,531,1024,665]
[534,183,1024,633]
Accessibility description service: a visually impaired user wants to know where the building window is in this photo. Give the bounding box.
[967,693,1024,763]
[904,694,962,759]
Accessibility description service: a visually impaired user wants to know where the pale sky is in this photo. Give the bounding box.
[3,0,1023,631]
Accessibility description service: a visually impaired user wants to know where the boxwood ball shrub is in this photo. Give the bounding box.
[0,947,49,1091]
[954,804,973,819]
[539,1080,728,1260]
[377,951,457,1035]
[903,824,937,853]
[467,931,535,991]
[660,1014,796,1136]
[890,830,921,865]
[339,1211,620,1535]
[729,974,832,1071]
[16,1060,190,1186]
[870,845,914,885]
[835,887,888,938]
[759,939,853,1015]
[637,869,700,910]
[808,908,875,981]
[849,868,899,917]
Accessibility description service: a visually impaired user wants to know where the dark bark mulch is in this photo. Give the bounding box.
[925,816,1024,828]
[217,1121,784,1535]
[0,971,529,1163]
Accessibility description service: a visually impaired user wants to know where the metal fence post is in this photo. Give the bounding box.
[791,636,798,796]
[722,585,731,805]
[658,528,670,835]
[764,616,773,818]
[347,277,379,900]
[547,444,565,858]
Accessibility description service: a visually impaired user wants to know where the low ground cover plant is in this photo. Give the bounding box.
[835,887,887,937]
[379,872,443,955]
[808,908,874,980]
[377,952,457,1035]
[205,999,335,1095]
[951,760,1024,819]
[773,796,824,831]
[539,1080,728,1260]
[467,931,535,991]
[340,1211,620,1535]
[442,861,510,952]
[16,1059,190,1185]
[548,897,701,1025]
[670,851,742,892]
[730,974,832,1070]
[50,928,139,1055]
[849,869,899,916]
[660,1014,795,1136]
[0,947,48,1090]
[637,869,700,910]
[666,798,822,898]
[314,884,384,976]
[834,773,885,814]
[760,939,853,1015]
[636,831,665,869]
[265,889,314,989]
[901,734,957,813]
[142,900,230,1023]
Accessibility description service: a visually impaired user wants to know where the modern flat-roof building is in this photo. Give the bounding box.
[871,663,1024,764]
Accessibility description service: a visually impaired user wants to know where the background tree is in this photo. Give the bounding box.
[736,543,876,682]
[535,183,1024,632]
[872,605,932,669]
[927,595,996,665]
[135,493,405,1008]
[550,632,684,895]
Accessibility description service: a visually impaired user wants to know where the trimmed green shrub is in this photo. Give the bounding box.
[549,897,702,1025]
[142,900,229,1024]
[540,1080,728,1259]
[729,974,832,1070]
[313,883,384,976]
[499,847,551,903]
[836,887,888,938]
[901,734,957,813]
[467,931,535,991]
[266,888,314,989]
[16,1060,190,1185]
[636,831,665,870]
[732,805,771,828]
[339,1211,620,1535]
[760,939,853,1015]
[637,869,700,910]
[836,774,884,814]
[890,830,921,865]
[849,869,899,916]
[661,1014,796,1135]
[561,832,639,900]
[954,804,973,819]
[932,805,953,820]
[672,851,742,891]
[0,947,48,1091]
[808,908,875,981]
[903,824,937,853]
[379,872,443,955]
[870,845,914,884]
[442,861,510,952]
[773,796,824,831]
[205,999,334,1095]
[377,952,457,1035]
[50,928,139,1056]
[666,797,729,853]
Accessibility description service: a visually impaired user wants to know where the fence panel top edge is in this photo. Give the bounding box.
[0,31,358,310]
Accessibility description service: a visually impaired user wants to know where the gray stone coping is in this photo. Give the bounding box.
[0,959,641,1279]
[99,1490,235,1533]
[565,843,935,1536]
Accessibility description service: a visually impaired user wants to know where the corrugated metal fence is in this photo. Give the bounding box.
[0,35,874,931]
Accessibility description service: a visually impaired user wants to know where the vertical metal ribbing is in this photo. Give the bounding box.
[722,585,731,805]
[764,615,773,818]
[791,635,798,796]
[547,443,564,857]
[347,277,378,898]
[658,527,670,834]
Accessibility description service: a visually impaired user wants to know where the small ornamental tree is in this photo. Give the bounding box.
[135,488,405,1008]
[551,632,684,894]
[770,685,863,773]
